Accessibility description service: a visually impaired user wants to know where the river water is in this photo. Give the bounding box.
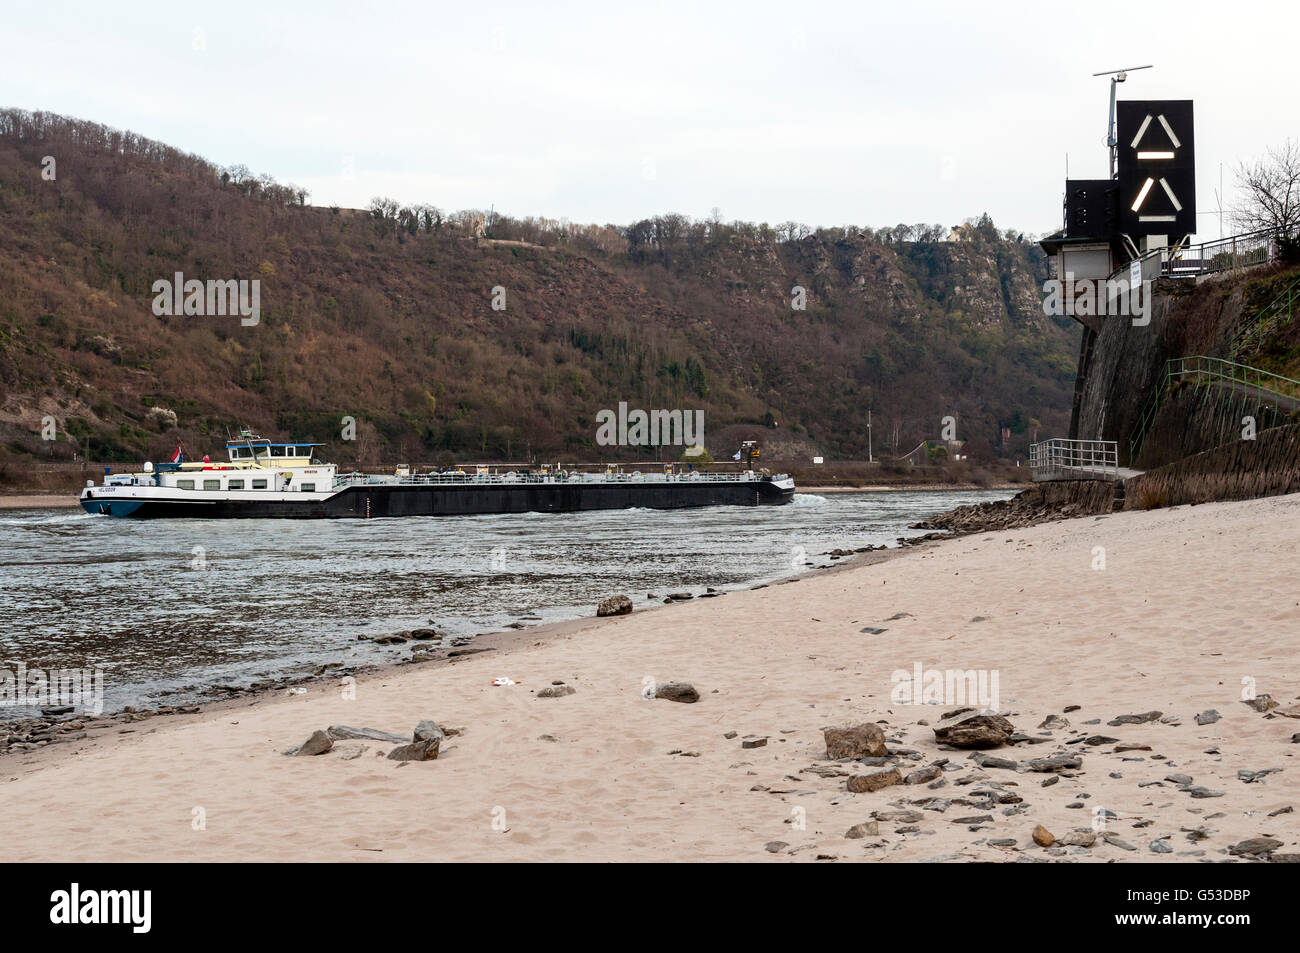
[0,489,1010,715]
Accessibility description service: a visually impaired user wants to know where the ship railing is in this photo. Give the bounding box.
[331,470,760,489]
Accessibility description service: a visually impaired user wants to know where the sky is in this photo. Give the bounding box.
[5,0,1294,237]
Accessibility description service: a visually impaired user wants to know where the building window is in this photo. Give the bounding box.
[228,480,244,490]
[203,480,220,490]
[177,479,195,490]
[252,479,268,490]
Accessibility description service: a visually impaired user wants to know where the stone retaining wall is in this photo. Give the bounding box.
[1125,423,1300,509]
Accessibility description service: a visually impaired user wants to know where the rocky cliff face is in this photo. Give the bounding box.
[1071,265,1300,467]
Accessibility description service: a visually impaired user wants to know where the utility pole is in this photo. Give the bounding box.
[867,408,873,463]
[1094,65,1153,178]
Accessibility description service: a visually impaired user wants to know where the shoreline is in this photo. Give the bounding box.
[3,493,1297,862]
[1,543,910,736]
[0,494,79,509]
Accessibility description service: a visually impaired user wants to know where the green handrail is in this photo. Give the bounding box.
[1232,275,1300,357]
[1128,356,1300,463]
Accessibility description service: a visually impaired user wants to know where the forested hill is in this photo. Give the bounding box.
[0,109,1077,466]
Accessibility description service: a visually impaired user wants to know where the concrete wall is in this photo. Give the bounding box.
[1135,382,1295,469]
[1124,423,1300,509]
[1070,267,1296,467]
[1070,278,1193,455]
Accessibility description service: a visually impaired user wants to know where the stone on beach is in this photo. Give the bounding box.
[1107,711,1162,726]
[1229,837,1283,858]
[1024,753,1081,772]
[824,723,887,759]
[327,725,409,744]
[1031,824,1055,847]
[654,682,699,704]
[596,594,633,617]
[388,738,440,761]
[537,684,576,698]
[292,730,333,756]
[1242,694,1278,713]
[905,764,942,784]
[846,767,902,793]
[845,821,880,838]
[413,721,445,745]
[932,709,1014,749]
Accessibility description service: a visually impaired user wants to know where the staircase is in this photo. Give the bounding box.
[1112,479,1127,511]
[1128,356,1300,465]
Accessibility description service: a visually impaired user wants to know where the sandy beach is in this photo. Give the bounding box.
[0,495,78,509]
[3,493,1297,863]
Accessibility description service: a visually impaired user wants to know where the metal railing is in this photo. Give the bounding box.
[331,469,764,490]
[1163,229,1277,278]
[1231,275,1300,357]
[1029,439,1118,482]
[1128,356,1300,462]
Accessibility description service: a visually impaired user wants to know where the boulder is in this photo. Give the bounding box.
[327,725,409,744]
[537,684,576,698]
[1024,753,1082,772]
[932,710,1014,748]
[1032,824,1055,847]
[1108,710,1162,725]
[846,767,902,793]
[292,730,333,756]
[596,594,633,617]
[1229,837,1283,857]
[905,764,942,785]
[824,723,887,759]
[413,721,445,745]
[654,682,700,704]
[387,739,439,761]
[1058,831,1095,847]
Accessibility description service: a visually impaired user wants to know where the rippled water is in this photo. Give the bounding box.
[0,489,1010,714]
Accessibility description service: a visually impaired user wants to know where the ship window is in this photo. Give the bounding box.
[177,479,195,490]
[203,480,220,490]
[300,483,315,492]
[252,479,268,490]
[228,480,244,490]
[271,446,285,457]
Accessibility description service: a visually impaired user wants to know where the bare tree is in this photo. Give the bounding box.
[1233,139,1300,236]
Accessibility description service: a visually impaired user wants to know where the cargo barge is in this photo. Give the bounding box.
[79,432,795,518]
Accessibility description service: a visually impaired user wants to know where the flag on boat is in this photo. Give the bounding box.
[169,445,183,464]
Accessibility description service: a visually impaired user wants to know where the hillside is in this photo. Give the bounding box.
[0,109,1077,470]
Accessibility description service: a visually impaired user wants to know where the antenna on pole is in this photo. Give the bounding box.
[1093,65,1153,178]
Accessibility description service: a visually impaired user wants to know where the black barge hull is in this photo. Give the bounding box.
[81,478,796,519]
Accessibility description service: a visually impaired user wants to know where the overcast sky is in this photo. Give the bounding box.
[6,0,1293,237]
